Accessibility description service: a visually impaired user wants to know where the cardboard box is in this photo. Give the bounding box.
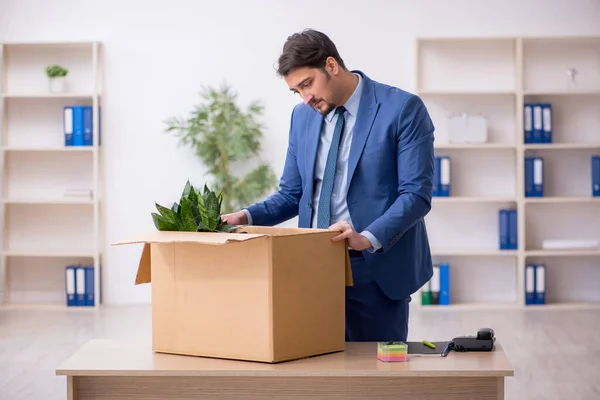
[113,225,353,363]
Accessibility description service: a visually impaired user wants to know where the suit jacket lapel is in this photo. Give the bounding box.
[348,73,380,186]
[304,110,324,206]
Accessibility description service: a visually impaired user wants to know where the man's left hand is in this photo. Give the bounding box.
[328,221,372,251]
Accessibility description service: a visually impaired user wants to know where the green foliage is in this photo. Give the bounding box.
[164,83,278,214]
[45,64,69,78]
[152,180,238,232]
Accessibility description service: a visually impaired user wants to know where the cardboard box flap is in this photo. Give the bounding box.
[113,228,353,286]
[136,243,152,284]
[112,230,267,246]
[113,230,269,285]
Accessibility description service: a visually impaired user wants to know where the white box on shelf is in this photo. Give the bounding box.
[447,113,488,144]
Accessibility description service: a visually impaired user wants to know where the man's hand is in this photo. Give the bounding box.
[221,210,248,226]
[328,221,372,251]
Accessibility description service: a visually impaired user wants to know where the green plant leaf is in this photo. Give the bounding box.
[205,191,220,230]
[219,223,239,233]
[182,180,192,198]
[45,64,69,78]
[189,201,201,224]
[188,184,198,205]
[217,192,223,210]
[152,212,179,231]
[155,202,178,224]
[180,197,199,232]
[197,219,212,232]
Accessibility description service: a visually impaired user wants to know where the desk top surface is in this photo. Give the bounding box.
[56,339,514,378]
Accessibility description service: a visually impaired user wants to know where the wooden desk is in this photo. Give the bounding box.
[56,339,513,400]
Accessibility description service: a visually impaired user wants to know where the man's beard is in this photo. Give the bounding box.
[313,98,336,115]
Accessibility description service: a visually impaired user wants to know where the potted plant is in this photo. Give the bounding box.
[152,180,239,232]
[164,83,278,214]
[45,64,69,92]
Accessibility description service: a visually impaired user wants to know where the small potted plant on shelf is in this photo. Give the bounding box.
[45,64,69,93]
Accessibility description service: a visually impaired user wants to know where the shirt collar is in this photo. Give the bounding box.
[325,72,363,123]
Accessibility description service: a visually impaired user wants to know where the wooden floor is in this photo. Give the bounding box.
[1,304,599,400]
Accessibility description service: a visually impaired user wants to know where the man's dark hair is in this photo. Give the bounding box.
[276,29,347,77]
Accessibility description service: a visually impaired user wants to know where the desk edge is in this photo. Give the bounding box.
[55,368,515,378]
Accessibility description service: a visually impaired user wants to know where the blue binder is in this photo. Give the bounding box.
[72,105,85,146]
[83,106,93,146]
[433,156,441,196]
[508,209,517,250]
[65,265,77,306]
[592,156,600,197]
[75,265,86,306]
[523,103,533,143]
[525,264,535,305]
[525,157,534,197]
[498,209,509,250]
[64,106,74,146]
[532,104,543,143]
[439,263,450,305]
[541,103,552,143]
[532,157,544,196]
[439,156,451,196]
[85,266,95,306]
[535,264,546,304]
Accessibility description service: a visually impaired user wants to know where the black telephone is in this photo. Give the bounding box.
[441,328,495,356]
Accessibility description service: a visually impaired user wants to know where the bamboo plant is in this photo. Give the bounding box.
[164,83,278,214]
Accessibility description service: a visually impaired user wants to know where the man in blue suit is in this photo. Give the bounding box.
[222,29,435,342]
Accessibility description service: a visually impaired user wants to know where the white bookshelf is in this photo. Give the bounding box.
[415,35,600,310]
[0,41,103,308]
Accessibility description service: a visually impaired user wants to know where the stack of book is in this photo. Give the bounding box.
[65,264,99,306]
[525,264,546,305]
[421,263,450,306]
[524,102,552,143]
[432,156,451,196]
[498,209,517,250]
[63,105,101,147]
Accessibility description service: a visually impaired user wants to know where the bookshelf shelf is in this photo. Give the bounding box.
[1,93,97,99]
[418,90,516,96]
[435,143,516,150]
[2,250,96,258]
[525,249,600,257]
[433,196,517,203]
[1,146,95,152]
[524,143,600,150]
[0,41,103,308]
[525,197,600,204]
[417,302,520,311]
[1,198,94,204]
[432,249,518,257]
[523,91,600,96]
[415,35,600,310]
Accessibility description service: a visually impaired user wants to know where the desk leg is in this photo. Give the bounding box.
[497,377,505,400]
[67,376,78,400]
[71,376,505,399]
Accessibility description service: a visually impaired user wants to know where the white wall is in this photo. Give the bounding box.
[1,0,599,305]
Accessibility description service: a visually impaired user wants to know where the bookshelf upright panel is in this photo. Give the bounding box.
[0,41,103,308]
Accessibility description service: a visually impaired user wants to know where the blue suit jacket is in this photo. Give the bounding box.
[246,71,435,301]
